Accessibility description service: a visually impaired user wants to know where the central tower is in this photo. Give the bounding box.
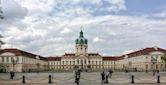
[75,30,88,56]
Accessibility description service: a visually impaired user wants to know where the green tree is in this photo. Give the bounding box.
[162,54,166,63]
[0,34,4,49]
[0,0,4,19]
[0,11,4,19]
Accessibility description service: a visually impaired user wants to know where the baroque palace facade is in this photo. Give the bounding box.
[0,30,166,72]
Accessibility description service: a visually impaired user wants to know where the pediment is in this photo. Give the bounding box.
[0,52,15,56]
[76,54,88,59]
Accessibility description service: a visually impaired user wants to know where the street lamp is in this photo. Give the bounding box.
[151,56,157,76]
[11,57,18,72]
[125,55,132,83]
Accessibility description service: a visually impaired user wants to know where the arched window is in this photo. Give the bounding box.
[77,60,79,64]
[85,39,87,44]
[76,39,79,44]
[80,39,83,44]
[81,59,83,64]
[73,61,75,65]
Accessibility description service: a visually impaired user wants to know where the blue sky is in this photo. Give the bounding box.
[125,0,165,13]
[0,0,166,56]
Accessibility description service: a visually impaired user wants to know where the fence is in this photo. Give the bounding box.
[0,73,166,84]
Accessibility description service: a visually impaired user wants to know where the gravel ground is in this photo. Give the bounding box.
[0,71,166,85]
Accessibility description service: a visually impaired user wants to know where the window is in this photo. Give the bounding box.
[66,61,68,65]
[2,57,4,62]
[63,61,64,65]
[77,60,79,64]
[17,57,19,62]
[84,60,86,64]
[7,57,9,62]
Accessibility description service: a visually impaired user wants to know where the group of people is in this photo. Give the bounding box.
[75,70,81,85]
[101,70,113,84]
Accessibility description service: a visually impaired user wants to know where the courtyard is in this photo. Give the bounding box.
[0,71,166,85]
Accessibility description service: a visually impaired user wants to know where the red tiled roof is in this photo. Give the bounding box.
[0,48,47,61]
[46,57,61,61]
[63,53,75,56]
[103,56,120,61]
[88,53,100,56]
[120,47,166,59]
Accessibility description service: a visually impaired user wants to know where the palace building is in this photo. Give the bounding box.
[0,30,166,72]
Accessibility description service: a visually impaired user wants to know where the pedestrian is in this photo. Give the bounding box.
[75,70,77,83]
[10,71,12,79]
[101,71,105,84]
[109,69,113,78]
[76,71,80,85]
[10,71,14,79]
[105,71,109,84]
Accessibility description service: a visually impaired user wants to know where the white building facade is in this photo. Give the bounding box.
[0,49,48,72]
[1,30,166,72]
[47,30,166,71]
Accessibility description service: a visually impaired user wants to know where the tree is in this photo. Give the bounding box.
[0,11,4,19]
[162,54,166,63]
[0,34,5,49]
[0,0,4,19]
[161,54,166,70]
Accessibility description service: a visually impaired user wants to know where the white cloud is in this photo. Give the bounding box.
[60,28,72,34]
[1,0,166,57]
[122,50,134,55]
[152,11,166,18]
[1,0,28,22]
[93,37,103,43]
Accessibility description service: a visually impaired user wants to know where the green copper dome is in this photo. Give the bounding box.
[76,30,88,44]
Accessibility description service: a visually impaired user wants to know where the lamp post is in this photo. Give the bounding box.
[151,56,157,76]
[11,57,18,72]
[125,55,132,83]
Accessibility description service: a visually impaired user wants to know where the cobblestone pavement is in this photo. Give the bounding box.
[0,71,166,85]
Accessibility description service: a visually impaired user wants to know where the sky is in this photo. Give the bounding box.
[0,0,166,57]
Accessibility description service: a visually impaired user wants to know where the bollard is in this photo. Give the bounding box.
[131,75,134,84]
[157,75,160,83]
[48,75,52,83]
[22,75,25,84]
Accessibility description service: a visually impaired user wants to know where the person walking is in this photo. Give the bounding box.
[105,71,109,84]
[75,71,77,83]
[10,71,12,79]
[10,71,14,79]
[109,69,113,78]
[76,71,80,85]
[101,71,105,84]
